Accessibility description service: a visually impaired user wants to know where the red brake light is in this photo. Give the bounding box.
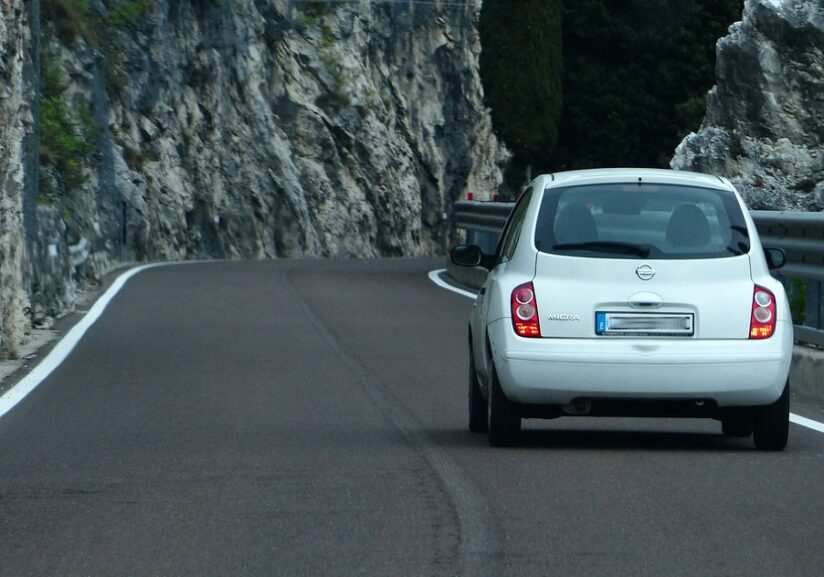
[512,282,541,338]
[749,285,776,339]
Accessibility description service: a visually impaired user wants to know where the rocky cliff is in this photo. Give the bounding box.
[0,0,507,358]
[672,0,824,210]
[0,0,33,359]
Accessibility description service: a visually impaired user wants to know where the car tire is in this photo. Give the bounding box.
[468,346,488,433]
[753,380,790,451]
[721,413,753,437]
[487,363,521,447]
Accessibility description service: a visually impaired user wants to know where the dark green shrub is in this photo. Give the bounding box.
[104,0,154,27]
[39,58,99,195]
[551,0,743,170]
[480,0,563,182]
[788,279,807,325]
[42,0,97,45]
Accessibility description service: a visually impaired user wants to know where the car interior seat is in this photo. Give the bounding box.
[666,204,711,247]
[553,204,598,245]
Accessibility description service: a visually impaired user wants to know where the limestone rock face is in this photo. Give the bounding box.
[0,0,507,357]
[0,0,32,358]
[46,0,506,265]
[672,0,824,210]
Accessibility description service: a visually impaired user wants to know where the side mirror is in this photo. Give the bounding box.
[450,244,483,267]
[764,247,786,270]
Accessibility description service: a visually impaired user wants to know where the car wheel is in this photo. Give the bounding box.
[487,363,521,447]
[753,380,790,451]
[721,413,753,437]
[468,346,488,433]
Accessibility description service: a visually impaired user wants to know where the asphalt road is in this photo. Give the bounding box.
[1,259,823,577]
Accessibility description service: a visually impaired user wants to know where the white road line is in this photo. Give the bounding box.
[428,268,824,437]
[0,262,172,420]
[790,413,824,434]
[427,269,478,300]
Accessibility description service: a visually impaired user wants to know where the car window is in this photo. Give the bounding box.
[495,189,533,265]
[534,183,750,259]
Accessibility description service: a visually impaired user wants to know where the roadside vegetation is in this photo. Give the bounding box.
[38,56,98,200]
[38,0,154,197]
[480,0,744,190]
[479,0,563,187]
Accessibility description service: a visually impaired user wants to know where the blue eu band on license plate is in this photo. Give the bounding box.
[596,312,608,334]
[595,311,694,336]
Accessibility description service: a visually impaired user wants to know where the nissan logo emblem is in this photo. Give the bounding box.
[636,264,656,280]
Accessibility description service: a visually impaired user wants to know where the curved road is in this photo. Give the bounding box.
[1,259,823,576]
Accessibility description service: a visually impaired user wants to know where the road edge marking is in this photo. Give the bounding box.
[428,268,824,437]
[0,262,172,420]
[427,269,477,300]
[790,413,824,434]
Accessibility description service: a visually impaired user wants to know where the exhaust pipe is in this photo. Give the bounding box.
[563,398,592,415]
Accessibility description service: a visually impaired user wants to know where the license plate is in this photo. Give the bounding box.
[595,312,694,337]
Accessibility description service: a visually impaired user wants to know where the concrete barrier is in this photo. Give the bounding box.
[445,260,824,403]
[791,346,824,403]
[446,260,488,291]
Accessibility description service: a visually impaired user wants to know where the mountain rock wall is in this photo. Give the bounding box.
[672,0,824,210]
[0,0,507,358]
[0,0,33,359]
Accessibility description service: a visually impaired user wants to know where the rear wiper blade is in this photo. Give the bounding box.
[552,241,651,257]
[725,242,749,256]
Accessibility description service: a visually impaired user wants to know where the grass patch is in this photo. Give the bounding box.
[788,278,807,325]
[319,22,336,49]
[39,56,99,196]
[43,0,98,46]
[104,0,154,27]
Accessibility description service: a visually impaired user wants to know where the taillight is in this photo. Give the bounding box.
[749,285,776,339]
[512,282,541,338]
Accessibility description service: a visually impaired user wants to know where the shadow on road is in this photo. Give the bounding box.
[430,426,762,453]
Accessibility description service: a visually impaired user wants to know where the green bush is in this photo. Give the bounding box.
[479,0,743,177]
[551,0,743,170]
[480,0,563,180]
[42,0,154,44]
[42,0,97,45]
[105,0,154,27]
[39,58,99,195]
[789,279,807,325]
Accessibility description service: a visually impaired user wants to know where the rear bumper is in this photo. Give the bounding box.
[488,318,793,408]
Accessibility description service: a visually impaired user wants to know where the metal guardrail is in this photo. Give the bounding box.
[751,211,824,347]
[453,201,824,347]
[453,201,514,254]
[751,211,824,280]
[453,201,512,233]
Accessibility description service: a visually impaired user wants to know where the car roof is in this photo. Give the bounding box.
[539,168,732,191]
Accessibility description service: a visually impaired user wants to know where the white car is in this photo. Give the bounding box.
[451,168,793,450]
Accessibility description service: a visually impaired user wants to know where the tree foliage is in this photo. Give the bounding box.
[479,0,563,179]
[552,0,743,170]
[480,0,743,181]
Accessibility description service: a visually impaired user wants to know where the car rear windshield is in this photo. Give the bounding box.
[534,183,750,259]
